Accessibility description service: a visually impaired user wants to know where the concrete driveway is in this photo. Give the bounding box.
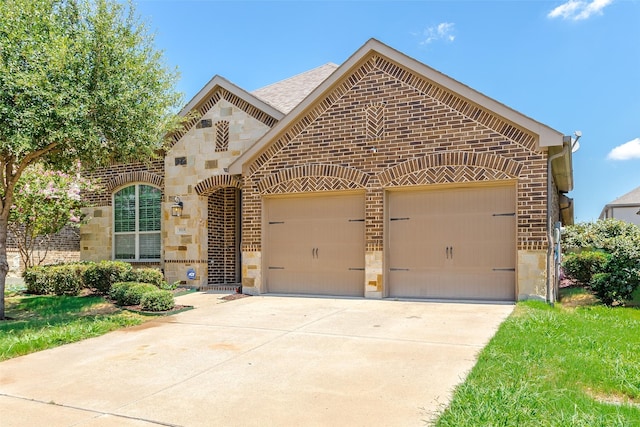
[0,293,513,426]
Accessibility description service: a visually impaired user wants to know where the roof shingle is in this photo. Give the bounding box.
[251,63,338,113]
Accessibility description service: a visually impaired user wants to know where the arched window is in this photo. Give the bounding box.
[113,184,161,260]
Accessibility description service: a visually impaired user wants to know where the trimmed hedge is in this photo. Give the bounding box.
[126,268,165,288]
[140,289,175,312]
[23,261,169,298]
[23,263,88,296]
[82,261,133,295]
[109,282,157,306]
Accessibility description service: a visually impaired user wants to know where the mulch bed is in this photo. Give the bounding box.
[219,293,251,302]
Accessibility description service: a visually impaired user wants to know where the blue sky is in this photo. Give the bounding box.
[135,0,640,223]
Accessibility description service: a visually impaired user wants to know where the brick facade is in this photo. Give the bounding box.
[239,50,561,299]
[79,40,569,299]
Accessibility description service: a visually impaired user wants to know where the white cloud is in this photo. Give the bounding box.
[548,0,614,21]
[420,22,455,45]
[607,138,640,160]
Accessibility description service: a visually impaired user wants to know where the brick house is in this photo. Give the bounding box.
[80,39,574,301]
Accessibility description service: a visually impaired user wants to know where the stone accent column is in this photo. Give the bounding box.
[80,206,112,262]
[365,186,384,299]
[517,248,547,300]
[241,249,261,295]
[163,195,208,288]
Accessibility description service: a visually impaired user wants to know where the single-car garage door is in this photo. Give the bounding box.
[265,192,365,296]
[388,184,516,301]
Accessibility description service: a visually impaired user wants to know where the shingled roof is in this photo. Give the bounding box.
[251,63,339,113]
[604,185,640,206]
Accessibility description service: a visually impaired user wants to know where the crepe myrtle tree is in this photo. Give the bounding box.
[0,0,184,319]
[8,164,94,271]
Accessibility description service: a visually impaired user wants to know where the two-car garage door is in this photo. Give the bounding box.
[264,184,515,300]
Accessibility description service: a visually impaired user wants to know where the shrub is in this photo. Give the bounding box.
[23,266,53,295]
[126,268,165,288]
[122,282,157,306]
[49,265,83,296]
[561,220,640,306]
[140,289,174,312]
[83,261,132,295]
[109,282,132,305]
[23,264,86,295]
[160,281,180,291]
[562,251,610,287]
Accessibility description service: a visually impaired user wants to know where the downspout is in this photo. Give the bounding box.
[546,137,571,305]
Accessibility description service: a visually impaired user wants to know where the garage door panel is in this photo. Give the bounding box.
[389,185,515,301]
[265,193,365,297]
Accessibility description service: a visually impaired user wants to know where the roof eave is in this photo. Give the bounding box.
[549,142,574,194]
[178,75,285,121]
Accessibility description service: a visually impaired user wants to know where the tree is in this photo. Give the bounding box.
[9,163,93,270]
[0,0,183,319]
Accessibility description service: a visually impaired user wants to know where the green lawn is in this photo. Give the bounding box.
[0,290,148,361]
[434,288,640,426]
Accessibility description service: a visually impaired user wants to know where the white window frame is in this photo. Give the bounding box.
[112,184,162,261]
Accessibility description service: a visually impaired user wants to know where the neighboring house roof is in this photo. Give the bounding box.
[230,38,565,175]
[599,185,640,218]
[606,185,640,206]
[251,63,339,114]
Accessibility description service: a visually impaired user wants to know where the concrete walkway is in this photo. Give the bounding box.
[0,294,513,426]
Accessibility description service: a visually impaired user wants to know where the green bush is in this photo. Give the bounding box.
[562,251,610,287]
[126,268,165,288]
[109,282,132,305]
[120,282,157,306]
[562,220,640,306]
[23,266,53,295]
[140,289,174,312]
[83,261,132,295]
[49,265,84,296]
[23,263,87,295]
[160,280,179,291]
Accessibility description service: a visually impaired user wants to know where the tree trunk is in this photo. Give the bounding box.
[0,214,9,320]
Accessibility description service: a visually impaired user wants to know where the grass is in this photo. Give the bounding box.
[0,289,149,361]
[434,287,640,427]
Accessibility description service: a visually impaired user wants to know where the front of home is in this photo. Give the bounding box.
[80,39,574,301]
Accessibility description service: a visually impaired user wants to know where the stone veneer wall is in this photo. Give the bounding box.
[163,95,274,287]
[241,53,551,299]
[80,161,165,263]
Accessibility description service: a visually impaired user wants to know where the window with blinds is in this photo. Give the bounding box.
[114,184,161,260]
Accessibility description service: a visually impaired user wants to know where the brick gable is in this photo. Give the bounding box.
[242,53,547,253]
